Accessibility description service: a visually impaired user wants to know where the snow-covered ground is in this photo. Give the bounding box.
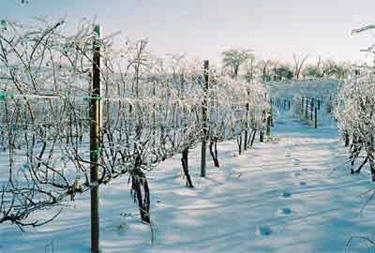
[1,106,375,252]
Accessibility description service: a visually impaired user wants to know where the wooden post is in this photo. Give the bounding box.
[260,109,265,142]
[244,88,250,151]
[314,106,317,128]
[90,24,102,253]
[266,99,271,135]
[260,130,264,142]
[201,60,209,177]
[266,113,271,135]
[310,98,314,121]
[305,97,308,119]
[317,99,320,110]
[301,97,304,115]
[270,103,274,126]
[244,101,249,151]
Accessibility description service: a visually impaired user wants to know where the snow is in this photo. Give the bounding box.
[1,100,375,252]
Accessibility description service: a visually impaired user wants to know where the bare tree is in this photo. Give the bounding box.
[293,53,308,80]
[130,39,149,98]
[245,54,257,83]
[258,60,272,82]
[303,62,319,79]
[222,48,253,78]
[322,59,351,79]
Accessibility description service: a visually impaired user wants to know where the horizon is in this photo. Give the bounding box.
[1,0,375,66]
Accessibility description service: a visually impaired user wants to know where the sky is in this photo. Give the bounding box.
[1,0,375,66]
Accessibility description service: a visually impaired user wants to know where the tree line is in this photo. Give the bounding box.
[221,49,352,82]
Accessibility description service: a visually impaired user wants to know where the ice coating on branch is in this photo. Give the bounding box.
[334,68,375,139]
[0,19,270,227]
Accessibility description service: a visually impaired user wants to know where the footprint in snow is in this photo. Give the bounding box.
[257,226,272,236]
[278,207,292,215]
[285,153,291,158]
[300,181,307,186]
[292,159,301,165]
[292,171,301,177]
[282,191,292,198]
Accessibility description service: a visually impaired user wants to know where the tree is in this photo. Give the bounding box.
[274,64,293,80]
[258,60,272,81]
[303,56,322,79]
[129,39,149,97]
[244,54,257,83]
[332,61,351,79]
[293,53,308,80]
[303,65,321,79]
[222,48,253,78]
[322,60,351,79]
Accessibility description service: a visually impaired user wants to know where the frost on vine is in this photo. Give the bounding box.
[333,24,375,179]
[0,19,270,228]
[334,66,375,178]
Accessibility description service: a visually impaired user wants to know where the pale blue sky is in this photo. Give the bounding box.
[1,0,375,65]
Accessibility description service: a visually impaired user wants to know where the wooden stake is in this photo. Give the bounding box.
[201,60,209,177]
[301,97,304,115]
[90,24,101,253]
[266,111,271,135]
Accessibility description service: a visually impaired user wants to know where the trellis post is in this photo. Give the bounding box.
[201,60,209,177]
[301,97,304,115]
[90,24,102,253]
